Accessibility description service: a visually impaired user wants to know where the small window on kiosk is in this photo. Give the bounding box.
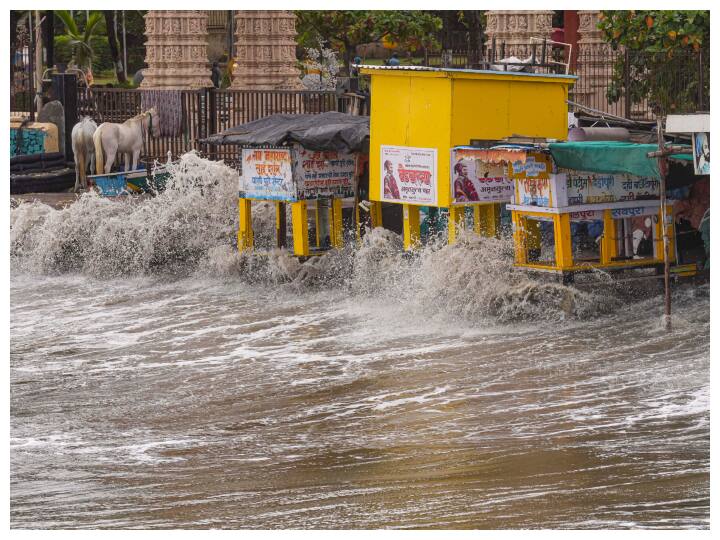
[571,219,603,262]
[522,216,555,265]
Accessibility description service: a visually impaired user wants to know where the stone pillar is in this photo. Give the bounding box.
[484,11,554,58]
[142,10,212,89]
[575,10,625,116]
[231,11,302,90]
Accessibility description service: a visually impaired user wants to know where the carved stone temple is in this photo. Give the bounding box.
[230,11,303,90]
[141,10,213,89]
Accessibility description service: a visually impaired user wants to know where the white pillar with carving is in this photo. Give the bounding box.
[142,10,212,89]
[231,11,303,90]
[484,11,555,58]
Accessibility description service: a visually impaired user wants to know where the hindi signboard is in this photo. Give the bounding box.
[240,148,296,201]
[380,145,437,205]
[450,147,514,205]
[294,147,357,200]
[514,172,661,208]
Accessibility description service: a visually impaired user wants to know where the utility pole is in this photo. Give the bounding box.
[657,116,671,331]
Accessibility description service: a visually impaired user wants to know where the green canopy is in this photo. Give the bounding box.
[548,141,691,179]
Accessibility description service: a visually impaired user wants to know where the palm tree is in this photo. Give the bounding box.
[55,10,102,76]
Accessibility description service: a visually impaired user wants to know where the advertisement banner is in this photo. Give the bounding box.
[565,172,660,205]
[450,147,514,205]
[240,148,296,201]
[380,145,437,205]
[294,147,357,200]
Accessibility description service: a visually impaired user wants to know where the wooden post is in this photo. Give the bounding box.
[657,116,671,331]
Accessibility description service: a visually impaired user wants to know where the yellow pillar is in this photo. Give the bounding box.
[402,204,421,250]
[370,201,383,228]
[448,205,466,244]
[474,203,501,237]
[331,198,344,248]
[291,201,309,257]
[600,209,617,265]
[511,211,526,264]
[553,213,573,270]
[237,198,253,252]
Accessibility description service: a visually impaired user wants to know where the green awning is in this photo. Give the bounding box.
[548,141,692,179]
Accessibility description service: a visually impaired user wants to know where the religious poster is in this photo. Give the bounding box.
[294,147,357,200]
[380,145,437,205]
[693,132,710,175]
[450,147,514,205]
[240,148,296,201]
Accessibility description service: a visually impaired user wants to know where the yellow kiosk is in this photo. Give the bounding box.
[506,142,677,282]
[203,112,369,258]
[358,65,576,250]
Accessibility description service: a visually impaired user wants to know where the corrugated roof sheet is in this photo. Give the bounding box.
[356,64,577,80]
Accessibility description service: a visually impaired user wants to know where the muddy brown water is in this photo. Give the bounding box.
[10,274,709,529]
[10,155,710,529]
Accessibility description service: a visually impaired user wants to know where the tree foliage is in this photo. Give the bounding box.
[597,10,709,114]
[54,10,103,74]
[295,10,442,73]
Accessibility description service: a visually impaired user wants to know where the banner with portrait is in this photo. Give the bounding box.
[380,145,437,205]
[450,147,514,205]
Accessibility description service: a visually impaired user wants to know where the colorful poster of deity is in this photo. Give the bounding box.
[450,147,514,205]
[240,148,296,201]
[294,147,357,200]
[380,145,437,205]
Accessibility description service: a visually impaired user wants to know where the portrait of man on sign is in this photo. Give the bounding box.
[383,159,401,200]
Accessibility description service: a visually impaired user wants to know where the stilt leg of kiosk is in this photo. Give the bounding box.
[600,209,617,265]
[331,198,344,248]
[402,204,421,251]
[238,198,253,252]
[276,202,287,249]
[292,201,310,257]
[370,201,383,228]
[553,213,573,270]
[474,203,501,237]
[448,205,465,244]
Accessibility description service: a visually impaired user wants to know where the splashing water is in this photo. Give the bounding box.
[10,153,660,323]
[10,154,709,528]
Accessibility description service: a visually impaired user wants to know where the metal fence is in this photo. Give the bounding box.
[76,86,339,164]
[424,43,709,120]
[570,49,709,121]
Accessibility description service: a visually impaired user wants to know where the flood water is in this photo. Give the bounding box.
[10,154,710,529]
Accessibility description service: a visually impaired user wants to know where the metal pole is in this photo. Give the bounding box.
[656,116,671,331]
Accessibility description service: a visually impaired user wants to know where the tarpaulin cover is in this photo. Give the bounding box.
[549,141,692,179]
[202,112,369,154]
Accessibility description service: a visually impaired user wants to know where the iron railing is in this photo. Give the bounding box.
[76,86,339,164]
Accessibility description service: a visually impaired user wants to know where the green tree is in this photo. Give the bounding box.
[55,10,103,75]
[598,10,709,114]
[295,11,443,74]
[103,11,127,83]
